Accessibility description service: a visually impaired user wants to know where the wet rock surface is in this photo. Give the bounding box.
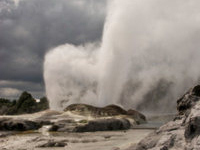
[126,85,200,150]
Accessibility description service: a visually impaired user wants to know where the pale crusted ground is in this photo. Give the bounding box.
[0,110,154,150]
[0,129,153,150]
[0,108,174,150]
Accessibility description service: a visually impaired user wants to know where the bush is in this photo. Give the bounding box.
[0,91,49,115]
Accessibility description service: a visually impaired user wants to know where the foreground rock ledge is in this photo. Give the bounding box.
[126,85,200,150]
[0,104,146,132]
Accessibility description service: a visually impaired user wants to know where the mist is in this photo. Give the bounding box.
[44,0,200,113]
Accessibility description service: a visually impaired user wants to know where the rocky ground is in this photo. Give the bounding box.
[0,104,146,133]
[0,104,150,150]
[126,85,200,150]
[2,84,199,150]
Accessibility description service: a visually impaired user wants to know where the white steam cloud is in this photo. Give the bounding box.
[44,0,200,113]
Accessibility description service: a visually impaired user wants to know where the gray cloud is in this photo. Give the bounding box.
[0,80,44,99]
[0,0,106,98]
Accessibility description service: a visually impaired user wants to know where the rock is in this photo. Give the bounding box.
[0,102,145,132]
[0,118,41,131]
[134,132,161,150]
[37,140,67,147]
[49,119,77,132]
[48,118,131,133]
[127,109,146,124]
[64,103,127,117]
[62,104,146,132]
[185,116,200,140]
[177,85,200,115]
[126,85,200,150]
[103,105,127,115]
[74,118,131,132]
[64,103,146,124]
[192,85,200,96]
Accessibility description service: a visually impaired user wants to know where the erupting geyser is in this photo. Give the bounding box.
[44,0,200,113]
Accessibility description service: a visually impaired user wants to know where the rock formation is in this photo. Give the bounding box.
[0,103,146,133]
[73,118,131,132]
[64,103,146,123]
[37,140,67,147]
[0,118,42,131]
[126,85,200,150]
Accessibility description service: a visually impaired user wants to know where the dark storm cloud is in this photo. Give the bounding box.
[0,0,106,98]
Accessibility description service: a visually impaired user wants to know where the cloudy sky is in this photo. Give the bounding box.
[0,0,106,99]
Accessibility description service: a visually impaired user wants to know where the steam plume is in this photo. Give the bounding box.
[44,0,200,113]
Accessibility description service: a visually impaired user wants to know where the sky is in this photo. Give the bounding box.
[0,0,106,99]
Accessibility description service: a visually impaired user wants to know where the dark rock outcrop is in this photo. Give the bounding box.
[49,119,77,132]
[0,118,41,131]
[126,85,200,150]
[74,118,131,132]
[177,85,200,115]
[37,140,67,147]
[185,116,200,140]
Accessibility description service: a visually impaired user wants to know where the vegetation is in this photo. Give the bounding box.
[0,91,49,115]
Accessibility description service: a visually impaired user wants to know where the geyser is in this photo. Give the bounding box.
[44,0,200,113]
